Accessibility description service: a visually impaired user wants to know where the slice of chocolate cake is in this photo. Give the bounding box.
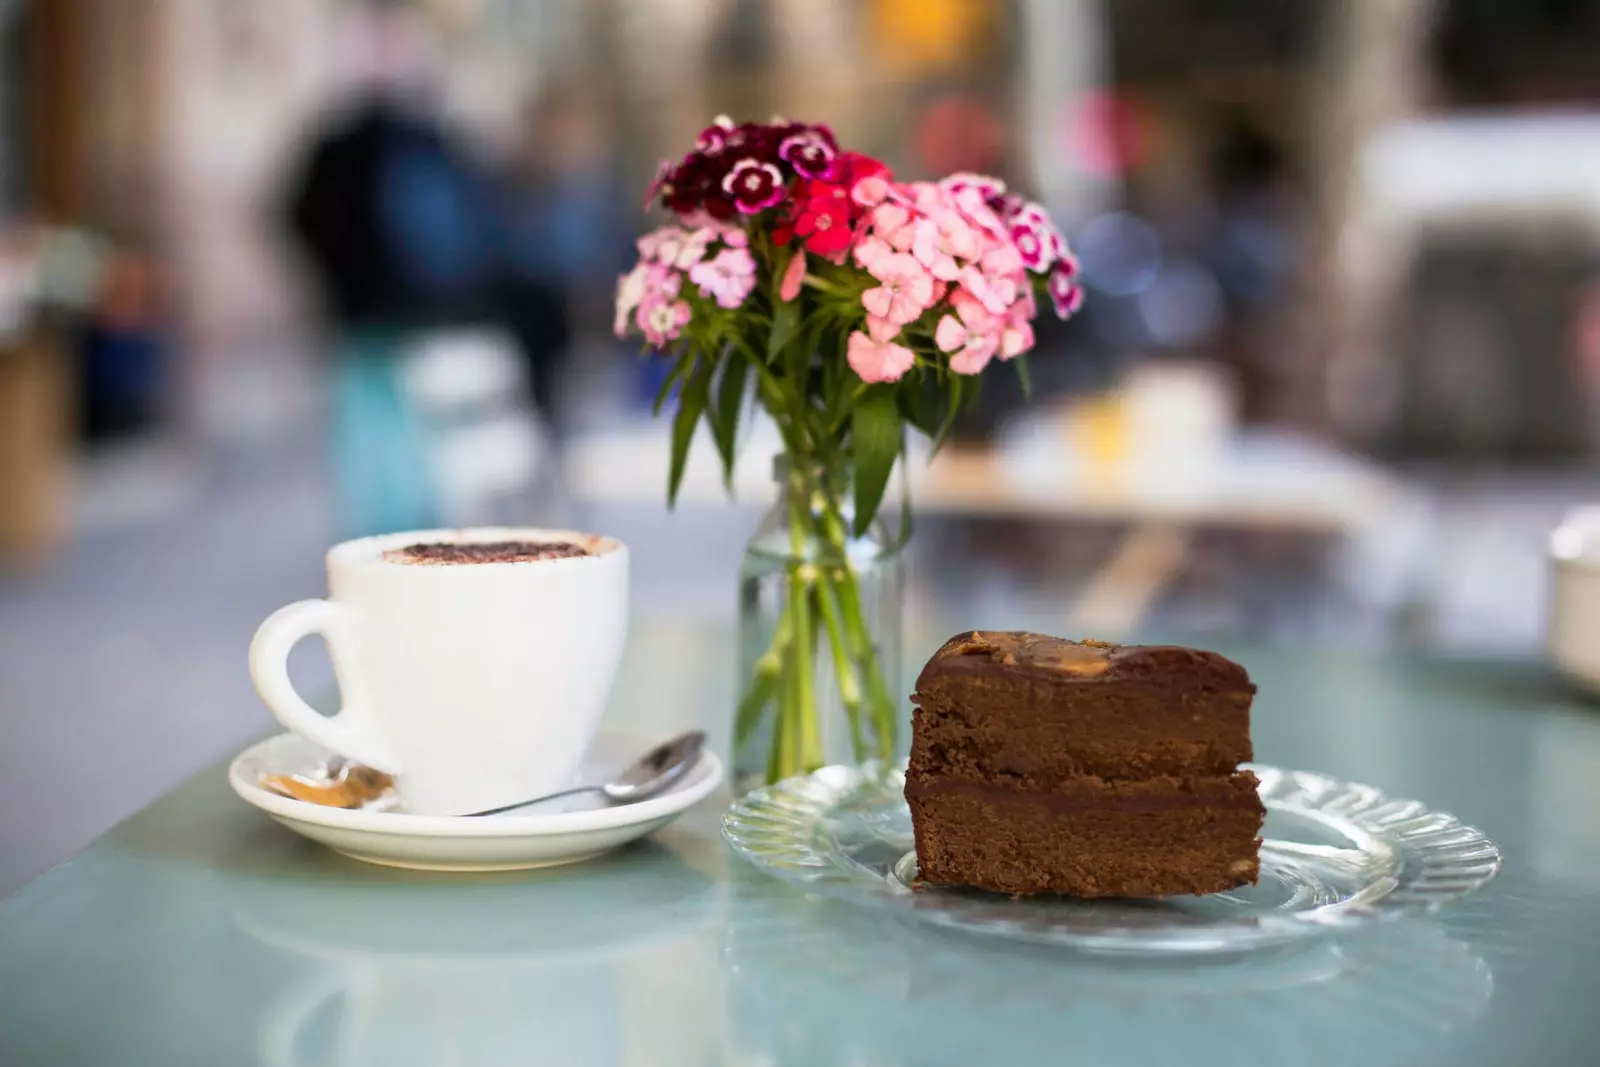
[906,631,1265,898]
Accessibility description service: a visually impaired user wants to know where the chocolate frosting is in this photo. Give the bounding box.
[915,631,1253,693]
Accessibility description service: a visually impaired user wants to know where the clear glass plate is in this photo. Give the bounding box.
[722,763,1502,954]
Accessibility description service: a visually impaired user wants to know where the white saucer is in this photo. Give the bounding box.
[229,729,723,872]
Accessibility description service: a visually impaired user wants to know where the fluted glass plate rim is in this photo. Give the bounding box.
[721,762,1502,955]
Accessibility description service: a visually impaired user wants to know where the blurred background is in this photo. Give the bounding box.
[2,0,1599,892]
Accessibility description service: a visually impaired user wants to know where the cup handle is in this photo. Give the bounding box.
[249,599,401,773]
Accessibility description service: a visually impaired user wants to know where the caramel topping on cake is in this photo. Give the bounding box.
[919,631,1251,691]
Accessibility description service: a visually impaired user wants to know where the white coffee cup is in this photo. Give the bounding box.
[249,528,628,815]
[1549,507,1600,696]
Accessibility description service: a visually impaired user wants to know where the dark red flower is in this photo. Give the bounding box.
[723,158,786,214]
[779,132,837,180]
[696,123,730,157]
[989,192,1026,220]
[794,194,853,259]
[645,159,675,209]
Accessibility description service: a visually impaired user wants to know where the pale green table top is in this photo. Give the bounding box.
[4,626,1600,1066]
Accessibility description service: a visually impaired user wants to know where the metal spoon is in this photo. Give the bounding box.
[463,730,707,817]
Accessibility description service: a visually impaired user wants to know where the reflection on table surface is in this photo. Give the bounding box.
[3,626,1600,1066]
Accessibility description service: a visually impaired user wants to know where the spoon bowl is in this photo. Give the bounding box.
[465,730,707,817]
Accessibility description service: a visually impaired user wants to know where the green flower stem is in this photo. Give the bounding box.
[739,456,897,786]
[815,564,867,762]
[817,500,898,754]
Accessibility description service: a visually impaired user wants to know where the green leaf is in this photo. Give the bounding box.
[710,354,749,491]
[900,370,941,438]
[767,299,800,363]
[667,357,711,508]
[851,385,900,537]
[651,358,689,417]
[1014,352,1032,398]
[930,374,965,456]
[897,438,915,550]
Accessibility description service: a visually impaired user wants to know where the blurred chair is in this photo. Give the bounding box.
[400,327,551,529]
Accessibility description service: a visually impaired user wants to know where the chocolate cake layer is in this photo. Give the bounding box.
[906,631,1265,899]
[909,789,1264,898]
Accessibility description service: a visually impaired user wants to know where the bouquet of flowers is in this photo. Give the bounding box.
[617,116,1082,785]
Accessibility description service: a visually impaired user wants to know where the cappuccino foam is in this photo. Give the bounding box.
[385,540,590,566]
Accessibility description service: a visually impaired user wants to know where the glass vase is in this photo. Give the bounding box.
[734,456,904,794]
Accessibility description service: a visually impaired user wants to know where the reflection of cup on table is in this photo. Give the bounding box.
[249,528,628,814]
[1549,507,1600,695]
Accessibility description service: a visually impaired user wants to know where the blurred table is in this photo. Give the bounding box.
[567,419,1410,632]
[3,622,1598,1066]
[567,421,1404,531]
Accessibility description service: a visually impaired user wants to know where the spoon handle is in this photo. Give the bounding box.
[463,786,605,818]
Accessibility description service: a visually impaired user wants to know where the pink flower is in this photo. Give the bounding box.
[690,247,757,309]
[863,253,935,326]
[981,242,1024,278]
[674,227,716,269]
[851,175,892,208]
[779,250,807,302]
[637,225,684,262]
[941,172,1006,200]
[1048,262,1084,319]
[722,159,786,214]
[847,330,915,384]
[934,294,1002,374]
[778,132,837,180]
[955,190,1009,243]
[614,264,649,337]
[853,235,894,272]
[637,296,691,347]
[872,203,918,252]
[1010,221,1050,271]
[865,314,901,343]
[935,314,998,375]
[911,210,980,281]
[1000,303,1034,359]
[961,266,1018,316]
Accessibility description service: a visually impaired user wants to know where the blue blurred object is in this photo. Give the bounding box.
[80,324,164,440]
[634,355,677,412]
[331,329,440,538]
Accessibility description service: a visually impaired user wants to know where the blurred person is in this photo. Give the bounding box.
[282,0,501,537]
[495,84,631,444]
[80,246,167,441]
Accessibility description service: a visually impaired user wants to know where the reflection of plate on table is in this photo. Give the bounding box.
[723,762,1500,955]
[723,886,1493,1067]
